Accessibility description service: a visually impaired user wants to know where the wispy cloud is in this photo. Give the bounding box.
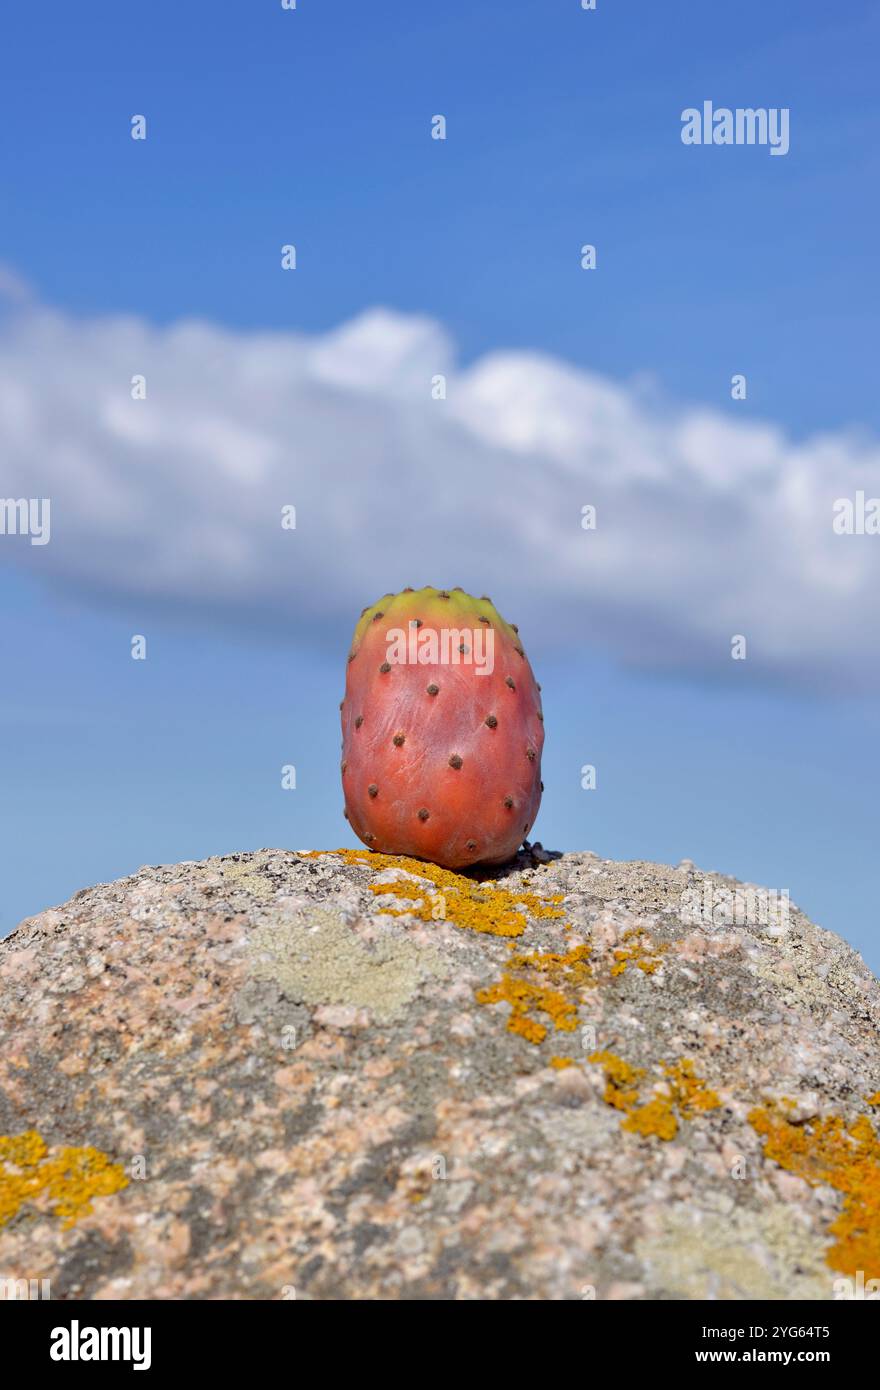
[1,280,878,690]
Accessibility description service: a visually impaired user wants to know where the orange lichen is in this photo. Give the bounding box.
[0,1130,48,1167]
[749,1103,880,1278]
[304,849,564,938]
[610,929,668,977]
[476,975,575,1044]
[476,943,592,1044]
[550,1056,575,1070]
[622,1096,678,1141]
[866,1092,880,1107]
[0,1130,128,1230]
[508,942,592,984]
[590,1053,720,1141]
[589,1050,645,1111]
[663,1058,722,1116]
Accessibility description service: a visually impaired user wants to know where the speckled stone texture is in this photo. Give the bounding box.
[1,847,878,1300]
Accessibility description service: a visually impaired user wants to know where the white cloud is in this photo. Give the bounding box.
[1,287,878,690]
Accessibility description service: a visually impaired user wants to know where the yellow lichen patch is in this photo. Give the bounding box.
[866,1092,880,1107]
[610,928,668,977]
[476,943,592,1044]
[0,1130,128,1230]
[623,1096,678,1141]
[589,1051,645,1111]
[508,942,592,984]
[663,1058,722,1116]
[749,1103,880,1278]
[475,975,575,1044]
[550,1056,575,1070]
[590,1053,720,1141]
[0,1129,48,1166]
[304,849,564,939]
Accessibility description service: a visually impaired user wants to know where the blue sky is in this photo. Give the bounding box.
[1,1,879,969]
[2,1,879,432]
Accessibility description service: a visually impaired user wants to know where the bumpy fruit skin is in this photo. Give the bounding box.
[340,587,543,868]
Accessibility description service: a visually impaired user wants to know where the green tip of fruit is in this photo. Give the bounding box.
[349,586,520,655]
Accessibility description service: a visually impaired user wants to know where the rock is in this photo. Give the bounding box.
[1,847,878,1301]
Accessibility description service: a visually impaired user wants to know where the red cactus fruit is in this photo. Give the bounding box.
[340,586,544,868]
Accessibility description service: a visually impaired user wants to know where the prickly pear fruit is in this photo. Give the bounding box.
[340,586,543,868]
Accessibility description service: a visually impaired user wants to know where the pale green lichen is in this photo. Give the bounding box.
[222,855,277,900]
[635,1203,833,1301]
[249,905,447,1022]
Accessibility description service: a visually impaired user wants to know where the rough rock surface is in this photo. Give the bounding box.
[1,846,878,1301]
